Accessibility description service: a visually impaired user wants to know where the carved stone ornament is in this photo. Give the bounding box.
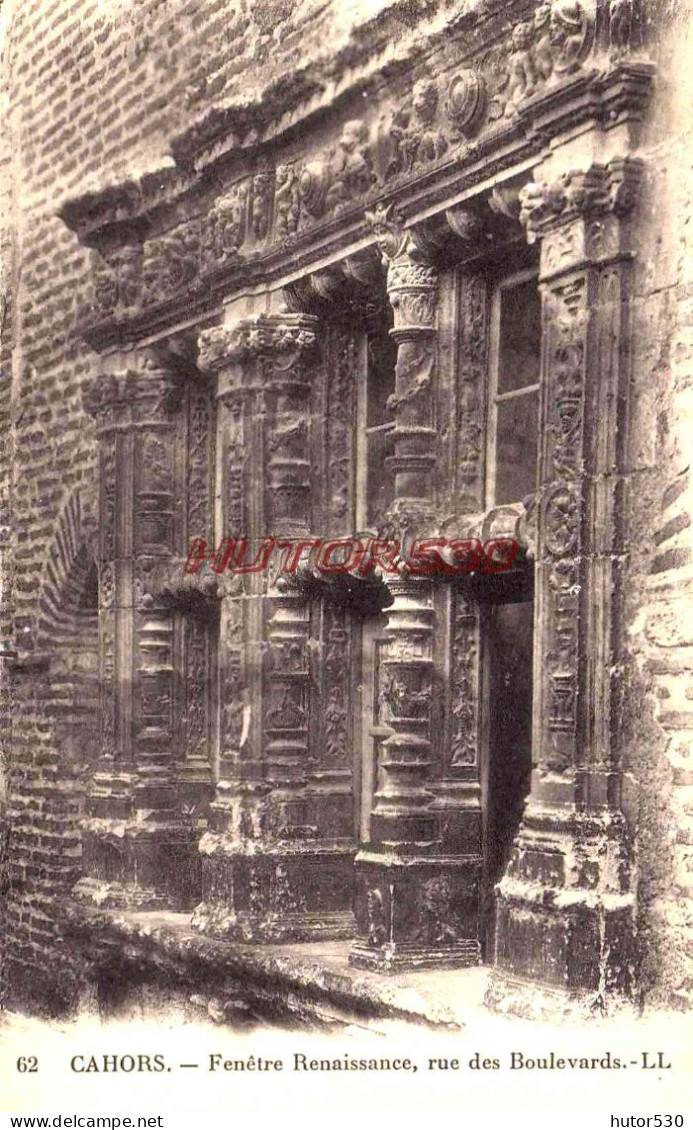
[197,313,319,373]
[412,877,462,946]
[292,120,376,231]
[445,70,487,138]
[83,363,183,432]
[274,164,301,237]
[609,0,635,58]
[518,158,642,242]
[366,888,388,947]
[498,0,595,118]
[444,206,484,244]
[202,181,250,268]
[365,203,437,294]
[142,225,201,305]
[388,78,448,177]
[90,246,143,321]
[250,172,273,241]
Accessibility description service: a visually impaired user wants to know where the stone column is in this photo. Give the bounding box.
[193,313,356,942]
[75,352,189,909]
[488,157,642,1013]
[351,208,480,970]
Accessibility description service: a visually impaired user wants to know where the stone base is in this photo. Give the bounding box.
[72,877,170,911]
[193,838,356,943]
[350,937,480,973]
[350,849,482,971]
[191,904,355,943]
[484,969,640,1022]
[492,807,637,1003]
[78,818,199,911]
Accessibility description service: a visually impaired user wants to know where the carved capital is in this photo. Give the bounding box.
[366,204,438,333]
[519,157,643,244]
[198,313,320,375]
[83,357,182,431]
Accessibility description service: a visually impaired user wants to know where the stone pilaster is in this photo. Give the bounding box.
[488,157,642,1014]
[192,314,356,942]
[351,209,481,970]
[75,352,190,909]
[429,267,487,922]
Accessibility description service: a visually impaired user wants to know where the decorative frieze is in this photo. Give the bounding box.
[496,0,596,121]
[67,3,657,347]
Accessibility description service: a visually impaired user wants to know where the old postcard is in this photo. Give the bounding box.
[0,0,691,1117]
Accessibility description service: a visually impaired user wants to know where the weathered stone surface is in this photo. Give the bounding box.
[1,0,692,1024]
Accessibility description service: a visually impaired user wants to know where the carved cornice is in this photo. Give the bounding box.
[59,1,653,348]
[197,313,320,376]
[518,156,642,242]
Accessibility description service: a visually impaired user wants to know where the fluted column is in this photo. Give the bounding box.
[351,208,480,970]
[75,351,189,909]
[488,157,643,1013]
[192,313,356,942]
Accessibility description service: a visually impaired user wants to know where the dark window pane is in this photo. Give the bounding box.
[483,599,533,957]
[366,329,397,525]
[494,389,539,504]
[498,278,541,394]
[367,333,397,429]
[367,428,395,525]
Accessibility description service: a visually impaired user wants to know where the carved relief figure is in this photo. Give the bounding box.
[505,23,537,115]
[609,0,633,56]
[203,182,249,268]
[549,0,590,73]
[274,164,300,236]
[250,173,273,241]
[142,224,201,302]
[501,1,593,117]
[533,2,555,81]
[390,79,447,174]
[366,888,388,947]
[324,119,375,213]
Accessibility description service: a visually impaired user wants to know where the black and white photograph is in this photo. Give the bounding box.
[0,0,691,1118]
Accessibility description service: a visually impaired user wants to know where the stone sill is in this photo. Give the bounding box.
[64,905,492,1031]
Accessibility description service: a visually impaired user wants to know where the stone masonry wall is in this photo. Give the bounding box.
[0,0,692,1015]
[621,0,693,1012]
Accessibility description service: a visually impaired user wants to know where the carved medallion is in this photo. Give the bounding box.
[445,70,487,137]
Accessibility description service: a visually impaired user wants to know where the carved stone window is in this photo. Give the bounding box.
[487,270,542,507]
